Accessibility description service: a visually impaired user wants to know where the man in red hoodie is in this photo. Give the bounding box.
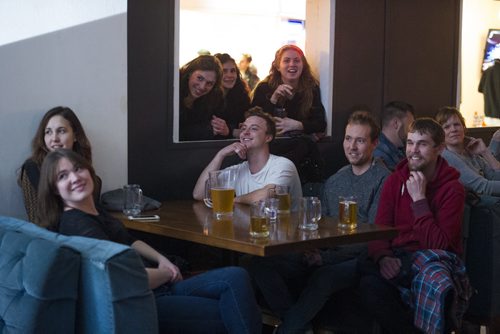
[358,118,466,333]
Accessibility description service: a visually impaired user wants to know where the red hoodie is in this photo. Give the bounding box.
[369,156,465,262]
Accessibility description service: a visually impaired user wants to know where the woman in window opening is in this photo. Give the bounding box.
[179,55,231,141]
[36,149,262,334]
[251,44,326,138]
[214,53,251,138]
[251,45,327,183]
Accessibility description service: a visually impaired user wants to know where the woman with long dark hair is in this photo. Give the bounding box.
[214,53,251,138]
[18,106,100,221]
[179,55,231,141]
[36,149,262,334]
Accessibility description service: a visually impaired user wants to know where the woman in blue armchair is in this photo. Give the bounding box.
[36,149,261,334]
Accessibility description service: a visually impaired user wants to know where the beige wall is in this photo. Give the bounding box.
[461,0,500,126]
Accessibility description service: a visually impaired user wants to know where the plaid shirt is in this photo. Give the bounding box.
[398,249,473,334]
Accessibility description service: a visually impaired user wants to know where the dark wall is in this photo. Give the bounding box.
[128,1,235,200]
[127,0,488,201]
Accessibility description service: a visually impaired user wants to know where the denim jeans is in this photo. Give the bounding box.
[154,266,261,334]
[248,254,358,334]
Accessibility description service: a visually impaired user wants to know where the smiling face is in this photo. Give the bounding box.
[44,115,75,152]
[406,130,442,172]
[277,49,303,84]
[55,157,94,209]
[188,70,217,99]
[239,116,272,150]
[221,61,238,90]
[441,114,465,148]
[343,123,377,169]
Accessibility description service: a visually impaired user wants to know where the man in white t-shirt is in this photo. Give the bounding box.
[193,107,302,209]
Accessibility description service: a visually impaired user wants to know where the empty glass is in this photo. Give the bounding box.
[298,197,322,231]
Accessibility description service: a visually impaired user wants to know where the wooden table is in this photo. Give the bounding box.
[113,200,397,257]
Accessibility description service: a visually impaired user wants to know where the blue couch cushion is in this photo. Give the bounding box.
[0,217,158,334]
[0,224,80,333]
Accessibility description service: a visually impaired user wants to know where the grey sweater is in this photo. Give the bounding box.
[322,158,390,224]
[319,158,390,265]
[441,148,500,196]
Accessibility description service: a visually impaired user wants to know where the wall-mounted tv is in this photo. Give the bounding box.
[482,29,500,71]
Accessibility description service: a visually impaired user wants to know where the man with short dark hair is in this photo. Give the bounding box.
[374,101,415,170]
[193,107,301,206]
[359,118,470,333]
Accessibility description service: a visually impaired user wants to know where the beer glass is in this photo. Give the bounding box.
[250,200,270,238]
[269,185,291,213]
[298,197,322,231]
[123,184,143,216]
[204,169,236,219]
[338,195,358,229]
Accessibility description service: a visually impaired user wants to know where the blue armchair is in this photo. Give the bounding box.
[0,216,158,334]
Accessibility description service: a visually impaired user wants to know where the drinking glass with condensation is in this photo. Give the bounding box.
[250,200,270,238]
[338,195,358,230]
[123,184,143,216]
[298,196,322,231]
[204,169,236,219]
[269,185,291,214]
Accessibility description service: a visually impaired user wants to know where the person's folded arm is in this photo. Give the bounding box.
[234,184,275,205]
[192,142,247,200]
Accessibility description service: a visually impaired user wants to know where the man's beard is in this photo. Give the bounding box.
[408,157,425,172]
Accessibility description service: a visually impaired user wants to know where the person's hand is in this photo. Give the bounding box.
[379,256,402,280]
[274,117,303,134]
[466,137,488,155]
[158,256,183,283]
[218,141,247,160]
[406,171,427,202]
[270,84,294,104]
[211,116,230,137]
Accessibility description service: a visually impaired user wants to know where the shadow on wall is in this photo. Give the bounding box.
[0,13,127,219]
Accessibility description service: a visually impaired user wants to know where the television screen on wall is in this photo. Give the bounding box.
[482,29,500,71]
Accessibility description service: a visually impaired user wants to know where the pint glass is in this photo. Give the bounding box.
[204,169,236,219]
[249,200,270,238]
[269,185,291,213]
[123,184,143,216]
[338,196,358,229]
[298,196,322,231]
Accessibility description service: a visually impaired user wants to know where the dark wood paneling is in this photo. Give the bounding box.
[128,1,230,200]
[383,0,460,116]
[332,0,386,171]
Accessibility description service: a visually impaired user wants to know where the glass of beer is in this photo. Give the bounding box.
[269,185,291,213]
[204,169,236,219]
[250,200,270,238]
[338,195,358,230]
[298,196,322,231]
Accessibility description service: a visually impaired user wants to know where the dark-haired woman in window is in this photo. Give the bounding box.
[214,53,251,138]
[179,55,231,141]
